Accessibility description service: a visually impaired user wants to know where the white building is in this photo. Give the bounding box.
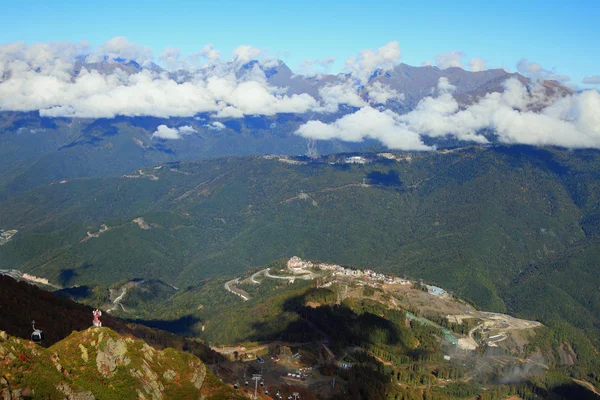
[344,156,367,164]
[287,256,313,271]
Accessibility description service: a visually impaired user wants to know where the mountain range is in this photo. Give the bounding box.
[2,52,600,398]
[0,59,572,195]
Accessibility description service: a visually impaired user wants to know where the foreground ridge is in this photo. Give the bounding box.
[0,327,243,400]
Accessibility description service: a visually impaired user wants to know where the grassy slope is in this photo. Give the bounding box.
[0,327,244,400]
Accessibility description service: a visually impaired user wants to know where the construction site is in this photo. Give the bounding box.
[210,341,349,399]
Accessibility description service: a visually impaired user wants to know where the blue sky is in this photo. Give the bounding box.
[1,0,599,86]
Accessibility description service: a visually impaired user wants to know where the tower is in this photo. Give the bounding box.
[92,309,102,327]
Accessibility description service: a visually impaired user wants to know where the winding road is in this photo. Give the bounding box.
[224,278,251,301]
[264,268,320,280]
[107,280,145,313]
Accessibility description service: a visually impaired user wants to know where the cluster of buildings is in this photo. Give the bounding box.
[287,256,314,271]
[334,267,410,285]
[287,257,411,285]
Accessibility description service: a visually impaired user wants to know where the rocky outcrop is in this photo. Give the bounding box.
[189,361,207,389]
[96,337,131,378]
[78,343,88,362]
[56,382,95,400]
[0,327,239,399]
[130,362,164,400]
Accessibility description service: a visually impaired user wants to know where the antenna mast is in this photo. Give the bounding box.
[306,138,317,158]
[252,374,262,400]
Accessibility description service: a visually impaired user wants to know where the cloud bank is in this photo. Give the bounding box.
[296,78,600,150]
[296,106,430,151]
[1,37,599,150]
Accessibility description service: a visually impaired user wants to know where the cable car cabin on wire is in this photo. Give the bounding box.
[30,320,44,344]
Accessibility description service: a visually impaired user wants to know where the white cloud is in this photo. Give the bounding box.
[159,47,181,70]
[31,70,221,118]
[299,56,335,77]
[0,42,319,119]
[367,81,404,104]
[232,45,265,64]
[401,78,600,148]
[297,79,600,150]
[206,121,226,130]
[345,41,401,84]
[437,77,456,93]
[183,44,222,70]
[152,125,182,140]
[469,57,486,72]
[196,44,221,63]
[89,36,153,66]
[516,58,542,77]
[434,51,464,69]
[178,125,196,135]
[210,77,319,115]
[318,82,366,112]
[0,41,87,80]
[296,106,431,151]
[151,125,197,140]
[516,58,570,83]
[2,38,600,150]
[582,76,600,85]
[215,106,244,118]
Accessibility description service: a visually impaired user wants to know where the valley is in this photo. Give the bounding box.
[0,146,599,398]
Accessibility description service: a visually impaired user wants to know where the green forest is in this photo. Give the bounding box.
[1,145,600,395]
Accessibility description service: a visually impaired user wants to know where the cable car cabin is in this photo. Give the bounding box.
[31,329,44,344]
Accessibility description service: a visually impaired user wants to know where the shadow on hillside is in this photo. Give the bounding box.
[54,285,93,300]
[130,315,202,336]
[366,170,403,187]
[247,319,320,343]
[290,302,405,348]
[217,289,409,350]
[153,142,176,154]
[493,145,570,176]
[58,268,79,286]
[526,381,600,400]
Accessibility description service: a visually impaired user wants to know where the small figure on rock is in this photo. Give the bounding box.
[92,309,102,327]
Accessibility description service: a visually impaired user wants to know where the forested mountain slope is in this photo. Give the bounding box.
[0,146,598,318]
